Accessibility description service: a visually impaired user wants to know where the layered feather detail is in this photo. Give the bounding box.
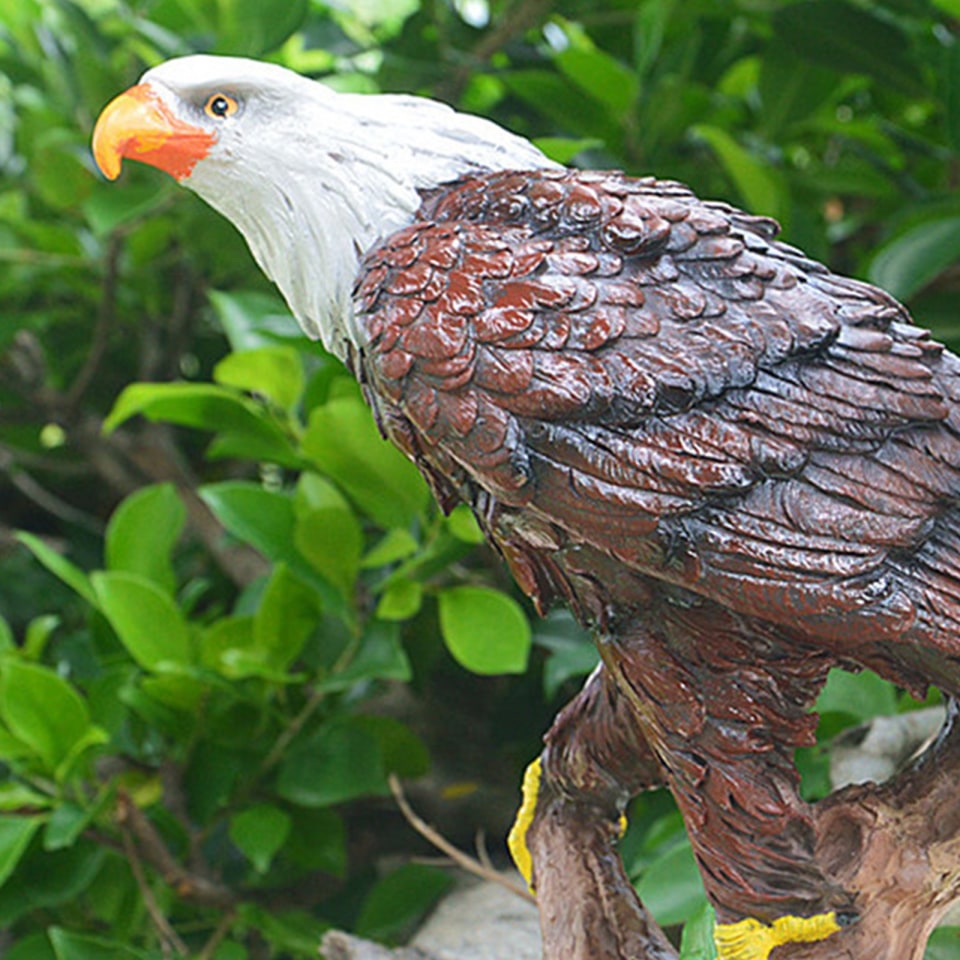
[357,168,960,666]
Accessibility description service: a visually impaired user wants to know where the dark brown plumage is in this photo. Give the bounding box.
[93,61,960,959]
[353,168,960,957]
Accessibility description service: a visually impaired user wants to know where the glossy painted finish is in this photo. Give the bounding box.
[351,168,960,952]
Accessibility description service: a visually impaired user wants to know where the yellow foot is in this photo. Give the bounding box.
[507,757,542,891]
[507,755,629,893]
[714,912,844,960]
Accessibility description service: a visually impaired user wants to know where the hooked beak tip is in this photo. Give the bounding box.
[92,87,147,181]
[91,83,214,183]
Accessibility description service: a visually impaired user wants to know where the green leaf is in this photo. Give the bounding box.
[214,345,304,411]
[355,863,453,942]
[0,728,39,767]
[201,481,296,561]
[182,741,246,825]
[15,533,96,607]
[229,804,291,873]
[214,0,309,56]
[208,289,302,351]
[437,586,531,675]
[253,564,320,671]
[200,480,350,623]
[633,0,676,77]
[23,615,59,662]
[91,572,192,671]
[816,668,897,726]
[30,131,92,210]
[445,505,485,544]
[926,926,960,960]
[355,715,430,779]
[49,928,154,960]
[944,42,960,155]
[234,905,329,955]
[199,613,253,660]
[636,838,708,928]
[679,902,717,960]
[0,660,102,775]
[796,744,832,801]
[555,45,638,120]
[4,932,57,960]
[690,125,783,218]
[43,803,92,852]
[104,383,300,467]
[294,474,363,596]
[329,0,418,29]
[140,671,208,712]
[534,610,599,698]
[317,620,411,691]
[82,181,170,236]
[770,1,923,96]
[533,136,604,165]
[376,579,423,621]
[105,484,185,594]
[0,784,51,813]
[362,528,419,568]
[0,817,43,889]
[0,843,107,926]
[286,807,346,876]
[503,68,619,144]
[868,216,960,301]
[759,40,837,135]
[276,719,388,806]
[0,619,12,654]
[105,381,252,433]
[302,396,429,528]
[934,0,960,16]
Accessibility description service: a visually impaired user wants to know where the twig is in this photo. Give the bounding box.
[197,909,236,960]
[259,686,326,777]
[469,0,553,66]
[118,804,189,957]
[387,774,535,904]
[1,454,104,535]
[116,792,236,910]
[475,827,495,872]
[440,0,554,102]
[65,233,121,411]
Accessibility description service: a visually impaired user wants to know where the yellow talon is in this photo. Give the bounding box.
[507,757,629,892]
[507,756,542,892]
[714,911,843,960]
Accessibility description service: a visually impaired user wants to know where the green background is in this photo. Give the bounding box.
[0,0,959,957]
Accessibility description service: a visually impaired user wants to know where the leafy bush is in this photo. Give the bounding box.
[1,0,959,957]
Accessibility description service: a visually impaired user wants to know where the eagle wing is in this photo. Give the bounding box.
[355,169,960,647]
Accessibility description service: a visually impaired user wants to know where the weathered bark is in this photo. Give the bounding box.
[523,664,676,959]
[527,794,677,960]
[780,700,960,959]
[528,623,960,960]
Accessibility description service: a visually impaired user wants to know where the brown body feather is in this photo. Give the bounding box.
[349,169,960,927]
[357,169,960,674]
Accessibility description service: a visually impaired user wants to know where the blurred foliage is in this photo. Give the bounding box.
[0,0,959,957]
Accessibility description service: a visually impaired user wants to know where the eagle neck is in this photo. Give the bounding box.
[187,94,558,359]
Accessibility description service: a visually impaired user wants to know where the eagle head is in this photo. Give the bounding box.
[92,55,554,357]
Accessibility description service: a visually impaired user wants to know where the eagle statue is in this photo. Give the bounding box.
[93,56,960,960]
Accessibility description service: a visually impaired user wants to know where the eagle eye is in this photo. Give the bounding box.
[204,93,239,119]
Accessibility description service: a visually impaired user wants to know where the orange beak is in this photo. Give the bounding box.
[92,84,215,182]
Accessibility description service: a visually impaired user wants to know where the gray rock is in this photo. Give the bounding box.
[320,874,541,960]
[830,706,946,789]
[321,930,435,960]
[412,875,541,960]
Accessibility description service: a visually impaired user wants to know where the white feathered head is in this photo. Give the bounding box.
[93,55,556,358]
